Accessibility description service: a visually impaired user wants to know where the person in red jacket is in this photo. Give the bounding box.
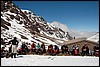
[48,44,53,55]
[31,42,36,52]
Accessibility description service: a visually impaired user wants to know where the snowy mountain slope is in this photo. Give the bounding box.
[87,32,99,43]
[1,55,99,66]
[1,1,98,47]
[1,1,70,46]
[21,9,70,40]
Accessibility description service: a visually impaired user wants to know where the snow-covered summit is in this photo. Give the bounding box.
[87,32,99,43]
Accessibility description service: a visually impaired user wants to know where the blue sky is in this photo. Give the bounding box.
[13,1,99,32]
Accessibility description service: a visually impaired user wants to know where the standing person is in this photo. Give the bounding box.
[9,37,19,58]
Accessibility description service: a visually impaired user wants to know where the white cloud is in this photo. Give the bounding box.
[50,21,69,32]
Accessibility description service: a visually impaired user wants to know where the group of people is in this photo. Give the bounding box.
[1,37,99,58]
[30,42,46,55]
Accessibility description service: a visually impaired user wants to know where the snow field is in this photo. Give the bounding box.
[1,55,99,66]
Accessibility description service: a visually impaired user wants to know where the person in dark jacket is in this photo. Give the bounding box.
[21,42,28,55]
[1,47,6,58]
[9,37,19,58]
[93,45,99,56]
[72,45,75,55]
[82,44,89,56]
[61,44,68,54]
[41,43,46,53]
